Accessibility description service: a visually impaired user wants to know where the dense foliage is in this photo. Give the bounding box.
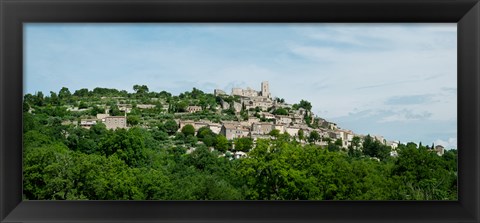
[22,87,457,200]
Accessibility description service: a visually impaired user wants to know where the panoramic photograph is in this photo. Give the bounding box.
[22,23,457,200]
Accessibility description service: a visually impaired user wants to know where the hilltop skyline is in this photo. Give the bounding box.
[24,23,457,148]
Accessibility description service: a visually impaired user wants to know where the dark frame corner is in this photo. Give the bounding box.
[1,0,479,222]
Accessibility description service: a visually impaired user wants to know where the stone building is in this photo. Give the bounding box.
[275,115,292,125]
[232,102,242,113]
[243,97,272,111]
[285,126,301,137]
[186,106,202,113]
[232,87,258,97]
[80,119,97,129]
[221,100,230,110]
[208,123,223,134]
[104,116,127,130]
[260,112,275,120]
[118,104,132,113]
[96,113,109,121]
[214,89,226,96]
[178,120,209,131]
[137,104,156,109]
[273,124,286,133]
[387,141,399,150]
[230,81,272,99]
[261,81,271,98]
[251,122,274,135]
[247,117,260,125]
[434,145,445,156]
[178,120,195,130]
[220,123,250,140]
[335,129,354,148]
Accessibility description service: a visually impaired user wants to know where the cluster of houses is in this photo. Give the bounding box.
[78,104,158,130]
[177,117,398,150]
[184,81,395,151]
[71,81,445,156]
[79,113,127,130]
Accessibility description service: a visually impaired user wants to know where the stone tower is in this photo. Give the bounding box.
[261,81,270,98]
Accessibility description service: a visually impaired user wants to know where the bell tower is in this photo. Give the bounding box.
[261,81,270,98]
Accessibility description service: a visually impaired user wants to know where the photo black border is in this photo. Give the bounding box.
[1,0,479,222]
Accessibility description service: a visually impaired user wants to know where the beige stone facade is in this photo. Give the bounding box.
[285,126,301,137]
[232,87,258,97]
[104,116,127,130]
[118,104,132,113]
[275,115,292,125]
[260,112,275,120]
[220,124,250,140]
[137,104,156,109]
[274,124,285,133]
[232,102,242,113]
[434,145,445,156]
[214,89,226,96]
[251,122,274,135]
[96,113,109,120]
[231,81,271,99]
[208,123,223,134]
[261,81,270,98]
[186,106,202,113]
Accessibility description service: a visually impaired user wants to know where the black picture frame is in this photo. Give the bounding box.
[1,0,479,222]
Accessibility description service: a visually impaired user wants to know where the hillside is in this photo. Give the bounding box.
[22,83,457,200]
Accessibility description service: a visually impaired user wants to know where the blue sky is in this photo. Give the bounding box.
[24,23,457,149]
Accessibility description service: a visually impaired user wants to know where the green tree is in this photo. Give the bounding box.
[34,91,45,106]
[191,88,204,99]
[109,104,123,116]
[272,108,288,116]
[234,137,254,152]
[181,124,195,137]
[127,115,141,126]
[308,130,320,143]
[293,100,312,111]
[23,112,39,133]
[197,126,214,140]
[58,87,71,100]
[90,105,105,116]
[392,144,456,200]
[197,126,217,147]
[73,88,89,97]
[49,91,60,105]
[327,139,342,152]
[202,134,216,147]
[78,101,88,109]
[176,101,188,112]
[269,129,280,138]
[152,129,169,141]
[23,143,77,200]
[163,119,179,135]
[298,129,305,141]
[133,85,149,95]
[214,135,229,152]
[99,128,148,167]
[185,135,198,146]
[362,135,390,160]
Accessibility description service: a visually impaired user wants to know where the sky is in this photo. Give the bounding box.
[24,23,457,149]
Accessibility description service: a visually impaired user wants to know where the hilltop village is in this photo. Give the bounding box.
[23,81,455,201]
[25,81,445,157]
